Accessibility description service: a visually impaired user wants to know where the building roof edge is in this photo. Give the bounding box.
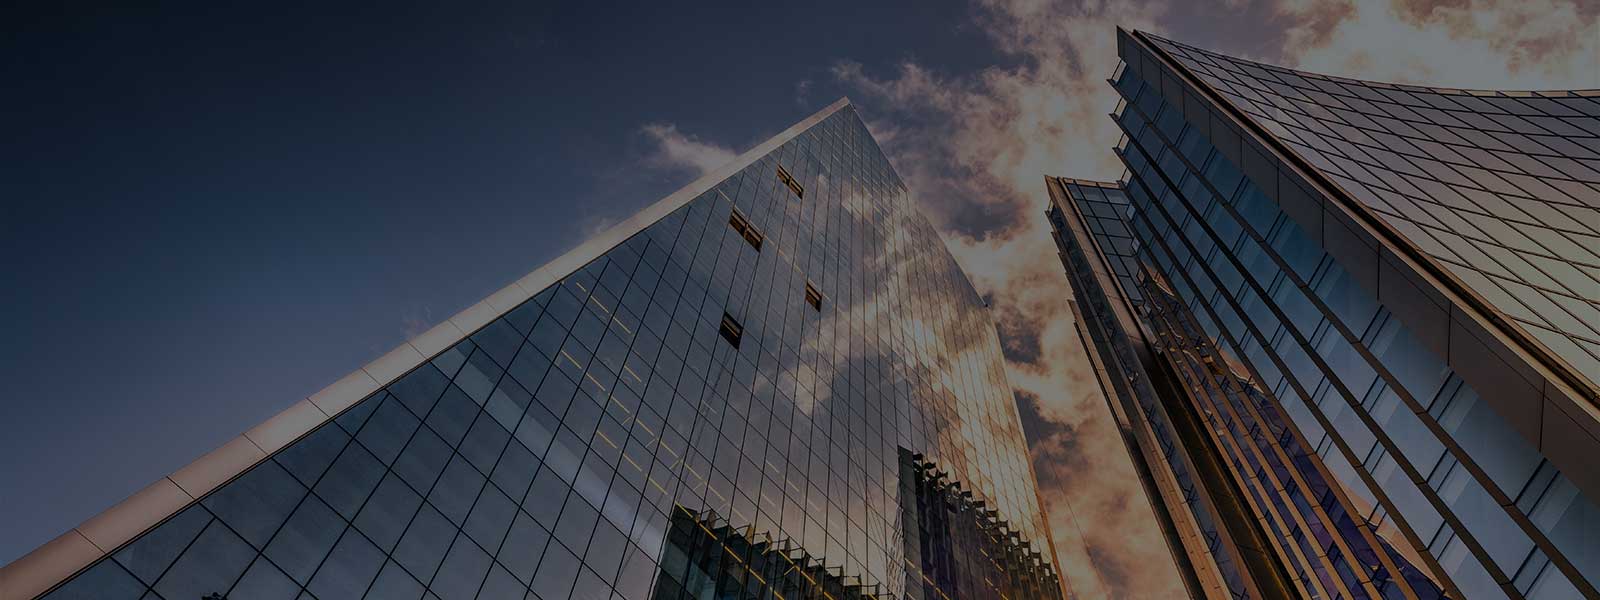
[0,98,854,600]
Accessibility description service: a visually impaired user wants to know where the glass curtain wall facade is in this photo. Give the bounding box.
[1046,29,1600,600]
[15,101,1064,600]
[1048,178,1296,600]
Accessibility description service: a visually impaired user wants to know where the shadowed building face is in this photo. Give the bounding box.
[1045,28,1600,600]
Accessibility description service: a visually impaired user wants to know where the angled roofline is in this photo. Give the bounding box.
[1048,176,1122,190]
[1121,27,1600,529]
[0,97,855,600]
[1139,30,1600,97]
[1123,28,1599,404]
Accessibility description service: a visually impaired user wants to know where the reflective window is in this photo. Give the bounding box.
[151,521,255,600]
[36,106,1060,600]
[1103,51,1596,598]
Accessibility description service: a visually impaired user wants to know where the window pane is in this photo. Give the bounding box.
[393,503,454,582]
[498,512,550,584]
[152,520,256,600]
[264,495,345,584]
[364,560,424,600]
[308,530,385,600]
[229,557,300,600]
[394,427,452,493]
[463,483,516,552]
[41,559,145,600]
[354,473,423,552]
[357,395,423,466]
[113,505,210,584]
[430,537,491,600]
[314,441,386,520]
[429,454,487,526]
[529,540,580,600]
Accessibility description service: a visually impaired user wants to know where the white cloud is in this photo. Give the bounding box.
[639,122,738,176]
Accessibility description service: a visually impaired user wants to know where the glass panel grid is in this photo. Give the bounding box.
[1085,47,1600,600]
[40,106,1063,600]
[1146,33,1600,382]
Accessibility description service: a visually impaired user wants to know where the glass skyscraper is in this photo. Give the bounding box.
[1046,29,1599,600]
[6,100,1065,600]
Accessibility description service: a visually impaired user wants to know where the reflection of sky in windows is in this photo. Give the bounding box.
[37,106,1056,600]
[1063,181,1145,307]
[1106,42,1600,597]
[1146,34,1600,385]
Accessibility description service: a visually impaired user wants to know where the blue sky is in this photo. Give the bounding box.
[0,1,1013,566]
[5,1,1596,596]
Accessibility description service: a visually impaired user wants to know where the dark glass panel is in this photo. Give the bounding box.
[429,537,492,600]
[113,504,211,585]
[392,503,456,584]
[40,560,145,600]
[264,495,345,584]
[307,530,385,600]
[354,473,424,552]
[229,558,300,600]
[314,441,386,520]
[151,521,256,600]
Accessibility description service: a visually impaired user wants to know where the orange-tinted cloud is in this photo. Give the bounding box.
[834,0,1597,598]
[836,1,1188,596]
[639,2,1595,597]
